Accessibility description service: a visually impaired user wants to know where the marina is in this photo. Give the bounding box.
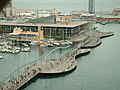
[0,41,91,90]
[0,0,119,90]
[19,24,119,90]
[0,24,114,90]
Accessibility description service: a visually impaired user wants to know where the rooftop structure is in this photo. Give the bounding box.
[112,8,120,16]
[56,13,72,23]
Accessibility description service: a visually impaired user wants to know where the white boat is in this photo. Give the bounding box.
[65,40,73,45]
[12,47,21,54]
[29,42,37,46]
[6,49,13,53]
[12,49,20,54]
[47,43,54,47]
[53,41,60,46]
[21,47,30,52]
[21,43,29,47]
[60,40,73,45]
[0,56,3,59]
[1,48,7,53]
[101,22,106,25]
[40,44,46,48]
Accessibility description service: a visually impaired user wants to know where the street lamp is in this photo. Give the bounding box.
[38,26,43,43]
[78,82,85,90]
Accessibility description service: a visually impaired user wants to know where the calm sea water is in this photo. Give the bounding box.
[0,24,120,90]
[23,24,120,90]
[0,45,73,81]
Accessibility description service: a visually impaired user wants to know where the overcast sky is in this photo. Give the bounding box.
[13,0,120,3]
[12,0,120,12]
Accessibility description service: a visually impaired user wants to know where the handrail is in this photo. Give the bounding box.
[44,45,70,59]
[0,45,72,85]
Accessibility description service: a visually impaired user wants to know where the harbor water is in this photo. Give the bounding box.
[0,24,120,90]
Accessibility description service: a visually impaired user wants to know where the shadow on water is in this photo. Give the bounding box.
[18,66,77,90]
[75,51,90,60]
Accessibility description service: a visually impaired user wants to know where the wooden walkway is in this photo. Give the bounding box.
[0,45,90,90]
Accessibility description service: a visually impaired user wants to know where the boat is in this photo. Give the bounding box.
[21,47,30,52]
[40,44,46,48]
[12,47,21,54]
[12,49,20,54]
[101,22,106,25]
[29,42,37,46]
[53,41,60,46]
[0,56,3,59]
[60,40,73,45]
[1,48,8,53]
[21,43,29,47]
[65,40,73,45]
[47,43,54,47]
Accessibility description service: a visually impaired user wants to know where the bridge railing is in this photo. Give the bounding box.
[0,45,74,89]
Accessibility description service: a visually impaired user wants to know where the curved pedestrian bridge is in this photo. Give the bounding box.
[0,45,90,90]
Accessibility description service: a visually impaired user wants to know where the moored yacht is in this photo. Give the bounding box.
[0,56,3,59]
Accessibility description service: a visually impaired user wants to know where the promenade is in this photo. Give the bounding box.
[0,28,114,90]
[0,43,90,90]
[71,29,114,48]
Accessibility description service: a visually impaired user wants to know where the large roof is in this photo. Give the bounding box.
[41,21,90,28]
[0,21,90,28]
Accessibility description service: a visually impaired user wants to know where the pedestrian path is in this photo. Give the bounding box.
[0,44,90,90]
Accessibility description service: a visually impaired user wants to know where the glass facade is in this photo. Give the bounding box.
[0,22,90,40]
[43,27,77,40]
[42,22,90,40]
[0,25,38,33]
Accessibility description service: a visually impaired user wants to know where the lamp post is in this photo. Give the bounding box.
[38,26,41,43]
[78,82,85,90]
[38,26,43,43]
[65,27,67,40]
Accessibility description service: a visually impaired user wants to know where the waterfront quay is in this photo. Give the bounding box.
[0,28,114,90]
[0,22,114,90]
[0,44,90,90]
[71,28,114,48]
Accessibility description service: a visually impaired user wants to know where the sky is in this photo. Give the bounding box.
[12,0,120,13]
[13,0,120,4]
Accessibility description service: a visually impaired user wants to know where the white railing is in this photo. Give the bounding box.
[0,45,73,89]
